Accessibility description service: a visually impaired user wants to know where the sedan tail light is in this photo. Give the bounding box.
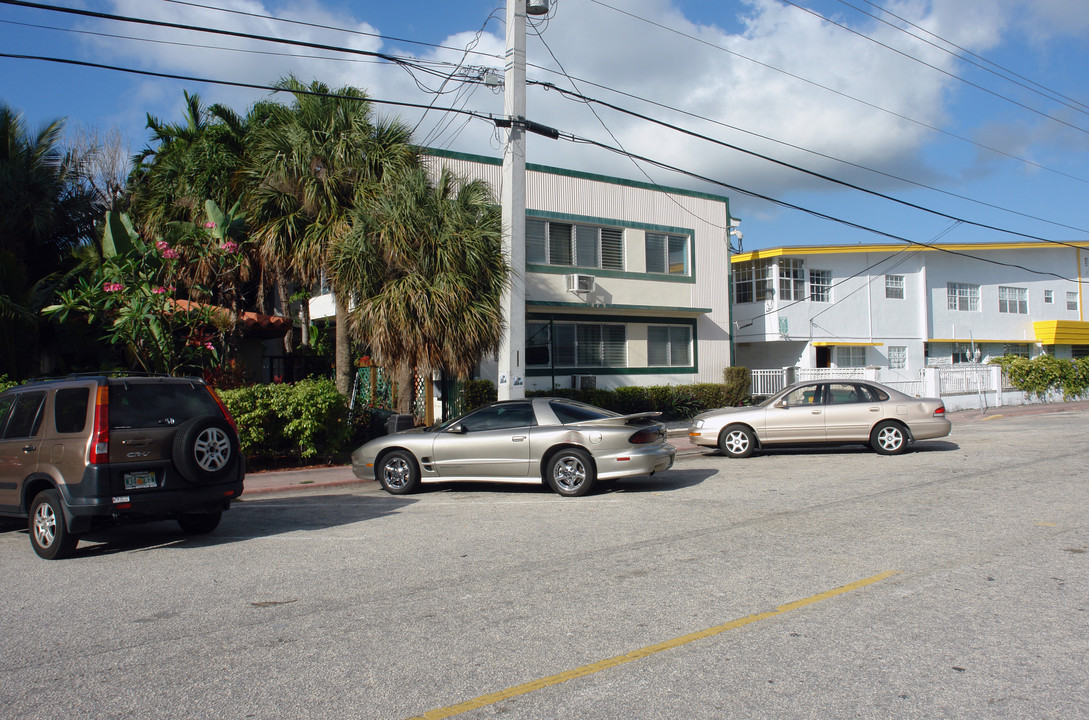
[933,405,946,417]
[628,426,663,444]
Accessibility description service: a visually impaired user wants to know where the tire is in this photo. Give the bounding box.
[546,448,596,497]
[718,425,755,458]
[177,511,222,535]
[377,450,421,495]
[871,421,908,455]
[173,415,239,484]
[29,490,79,560]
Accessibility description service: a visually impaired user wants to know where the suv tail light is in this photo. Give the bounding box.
[206,386,239,434]
[628,426,662,444]
[89,385,109,465]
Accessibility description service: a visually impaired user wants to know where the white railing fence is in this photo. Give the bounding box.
[747,365,1015,411]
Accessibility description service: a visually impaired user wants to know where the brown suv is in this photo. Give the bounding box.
[0,374,245,559]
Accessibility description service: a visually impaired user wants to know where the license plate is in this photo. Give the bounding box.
[123,471,158,490]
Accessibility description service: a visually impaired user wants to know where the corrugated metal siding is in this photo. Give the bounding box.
[424,153,733,383]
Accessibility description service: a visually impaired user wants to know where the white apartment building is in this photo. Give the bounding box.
[731,242,1089,378]
[313,149,736,391]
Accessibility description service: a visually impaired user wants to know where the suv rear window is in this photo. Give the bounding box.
[109,382,220,429]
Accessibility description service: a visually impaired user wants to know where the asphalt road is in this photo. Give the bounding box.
[1,408,1087,720]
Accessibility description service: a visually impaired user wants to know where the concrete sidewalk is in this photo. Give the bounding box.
[239,399,1089,497]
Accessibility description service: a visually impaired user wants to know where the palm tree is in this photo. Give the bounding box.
[329,164,507,413]
[127,92,268,353]
[244,77,416,394]
[0,103,98,378]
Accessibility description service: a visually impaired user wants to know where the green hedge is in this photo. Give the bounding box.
[990,354,1089,399]
[218,378,351,465]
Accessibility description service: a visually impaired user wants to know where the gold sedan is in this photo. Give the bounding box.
[688,380,951,458]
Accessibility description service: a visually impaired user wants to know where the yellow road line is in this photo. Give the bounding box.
[981,414,1004,421]
[407,570,900,720]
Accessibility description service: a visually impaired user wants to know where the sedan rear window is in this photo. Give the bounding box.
[109,381,220,429]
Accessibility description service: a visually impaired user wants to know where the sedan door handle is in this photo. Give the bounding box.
[811,411,821,415]
[22,445,36,453]
[869,407,880,412]
[512,436,527,442]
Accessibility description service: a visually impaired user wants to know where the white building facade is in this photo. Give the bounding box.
[312,150,736,392]
[731,242,1089,379]
[428,150,734,391]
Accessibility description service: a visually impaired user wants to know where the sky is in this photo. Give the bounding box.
[2,0,1088,254]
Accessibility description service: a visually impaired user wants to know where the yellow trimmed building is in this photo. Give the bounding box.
[730,241,1089,376]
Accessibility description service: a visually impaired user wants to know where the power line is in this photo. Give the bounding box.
[156,0,503,64]
[536,81,1089,247]
[837,0,1089,114]
[583,0,1089,186]
[2,52,1084,283]
[779,0,1089,134]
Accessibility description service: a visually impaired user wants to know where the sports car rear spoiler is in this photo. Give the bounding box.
[572,411,662,426]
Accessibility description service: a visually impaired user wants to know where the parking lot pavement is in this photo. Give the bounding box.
[239,399,1089,497]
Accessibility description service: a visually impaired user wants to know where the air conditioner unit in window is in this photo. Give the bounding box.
[572,374,597,391]
[565,273,595,294]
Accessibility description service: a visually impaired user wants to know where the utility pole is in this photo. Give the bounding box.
[497,0,530,400]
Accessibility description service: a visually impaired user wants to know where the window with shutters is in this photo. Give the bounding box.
[647,326,692,367]
[552,323,627,368]
[645,232,690,275]
[527,218,624,270]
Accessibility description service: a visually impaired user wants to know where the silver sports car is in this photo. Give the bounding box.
[351,397,676,496]
[688,379,951,457]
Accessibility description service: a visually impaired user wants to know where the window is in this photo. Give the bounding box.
[836,346,867,367]
[809,270,831,302]
[952,343,977,364]
[1044,290,1054,304]
[553,323,626,367]
[1068,292,1079,311]
[828,383,866,404]
[54,388,89,434]
[527,219,624,270]
[779,258,805,301]
[888,345,907,369]
[998,286,1028,314]
[1003,343,1030,357]
[781,384,822,407]
[947,283,979,311]
[1073,345,1089,359]
[647,325,692,367]
[550,400,616,424]
[1,392,46,439]
[885,274,905,299]
[645,233,689,275]
[733,259,773,303]
[458,403,536,432]
[526,322,552,367]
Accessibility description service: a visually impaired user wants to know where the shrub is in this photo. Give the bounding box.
[219,378,351,465]
[0,374,16,392]
[459,379,497,412]
[990,354,1089,399]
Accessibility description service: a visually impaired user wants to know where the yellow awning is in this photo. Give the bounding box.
[1033,320,1089,345]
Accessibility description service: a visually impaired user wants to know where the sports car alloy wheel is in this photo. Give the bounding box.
[378,450,420,494]
[546,448,596,497]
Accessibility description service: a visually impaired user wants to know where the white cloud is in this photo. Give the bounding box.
[78,0,1083,208]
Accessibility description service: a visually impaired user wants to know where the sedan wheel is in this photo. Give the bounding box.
[546,448,596,497]
[871,421,908,455]
[378,450,420,494]
[718,425,755,458]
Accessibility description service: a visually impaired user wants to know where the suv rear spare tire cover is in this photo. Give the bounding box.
[172,415,239,484]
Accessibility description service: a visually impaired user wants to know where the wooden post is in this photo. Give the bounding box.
[425,374,435,426]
